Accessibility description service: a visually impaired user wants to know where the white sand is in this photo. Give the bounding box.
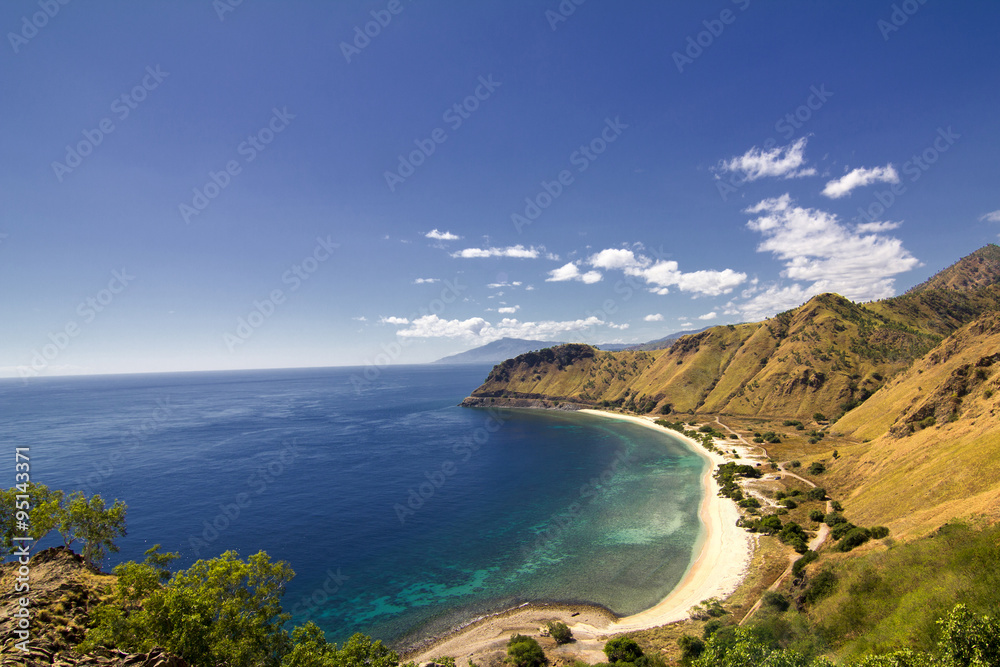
[408,410,754,663]
[577,410,753,631]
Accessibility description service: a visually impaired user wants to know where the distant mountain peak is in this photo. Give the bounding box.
[906,244,1000,295]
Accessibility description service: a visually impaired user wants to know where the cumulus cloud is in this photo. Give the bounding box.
[643,313,664,322]
[425,229,460,241]
[379,316,410,325]
[389,314,621,342]
[497,305,520,314]
[738,194,920,319]
[980,210,1000,223]
[451,245,542,259]
[822,165,899,198]
[412,278,439,284]
[698,311,718,320]
[546,262,603,284]
[719,137,816,182]
[589,248,651,271]
[583,248,746,297]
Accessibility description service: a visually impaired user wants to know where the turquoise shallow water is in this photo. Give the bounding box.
[0,365,705,646]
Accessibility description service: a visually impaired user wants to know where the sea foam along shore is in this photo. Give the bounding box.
[408,409,754,664]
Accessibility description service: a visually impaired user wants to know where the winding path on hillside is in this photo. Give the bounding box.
[711,418,833,626]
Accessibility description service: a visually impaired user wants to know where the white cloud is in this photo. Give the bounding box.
[352,316,367,322]
[379,316,410,325]
[451,245,542,259]
[390,314,620,342]
[822,164,899,198]
[426,229,460,241]
[582,248,746,297]
[497,305,520,314]
[412,278,440,284]
[738,194,920,319]
[856,221,902,233]
[643,313,664,322]
[589,248,650,271]
[980,210,1000,223]
[487,281,523,288]
[697,311,718,321]
[719,137,816,182]
[546,262,603,284]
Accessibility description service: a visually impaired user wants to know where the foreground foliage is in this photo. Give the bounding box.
[687,604,997,666]
[79,547,405,667]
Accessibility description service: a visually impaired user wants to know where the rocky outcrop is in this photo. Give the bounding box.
[0,548,187,667]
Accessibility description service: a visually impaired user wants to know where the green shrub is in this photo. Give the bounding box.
[808,461,826,475]
[806,487,826,501]
[507,634,546,667]
[813,413,827,422]
[762,591,790,612]
[780,498,798,509]
[831,521,857,540]
[792,550,819,577]
[804,569,838,603]
[546,621,572,645]
[870,526,890,539]
[809,509,825,522]
[790,460,801,468]
[825,512,846,526]
[677,634,704,665]
[836,527,873,552]
[603,637,642,663]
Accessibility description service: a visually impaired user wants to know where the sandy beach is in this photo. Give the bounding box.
[407,410,753,664]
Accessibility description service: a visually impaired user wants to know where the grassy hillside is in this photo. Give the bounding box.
[823,312,1000,538]
[464,245,1000,423]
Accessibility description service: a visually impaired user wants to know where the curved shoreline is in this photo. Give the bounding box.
[407,409,753,663]
[578,410,753,631]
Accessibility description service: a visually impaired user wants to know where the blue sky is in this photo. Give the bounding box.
[3,1,1000,377]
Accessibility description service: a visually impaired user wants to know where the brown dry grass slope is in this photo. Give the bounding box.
[826,312,1000,538]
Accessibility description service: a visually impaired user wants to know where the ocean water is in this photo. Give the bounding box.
[0,365,705,646]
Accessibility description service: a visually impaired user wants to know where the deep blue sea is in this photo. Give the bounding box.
[0,365,705,647]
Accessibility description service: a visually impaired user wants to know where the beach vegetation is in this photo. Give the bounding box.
[603,637,644,664]
[688,598,727,621]
[507,634,546,667]
[546,621,573,644]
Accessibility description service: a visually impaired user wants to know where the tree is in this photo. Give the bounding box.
[80,550,295,667]
[546,621,573,645]
[936,603,1000,667]
[507,634,546,667]
[808,462,826,475]
[604,637,643,664]
[59,491,127,568]
[1,483,65,560]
